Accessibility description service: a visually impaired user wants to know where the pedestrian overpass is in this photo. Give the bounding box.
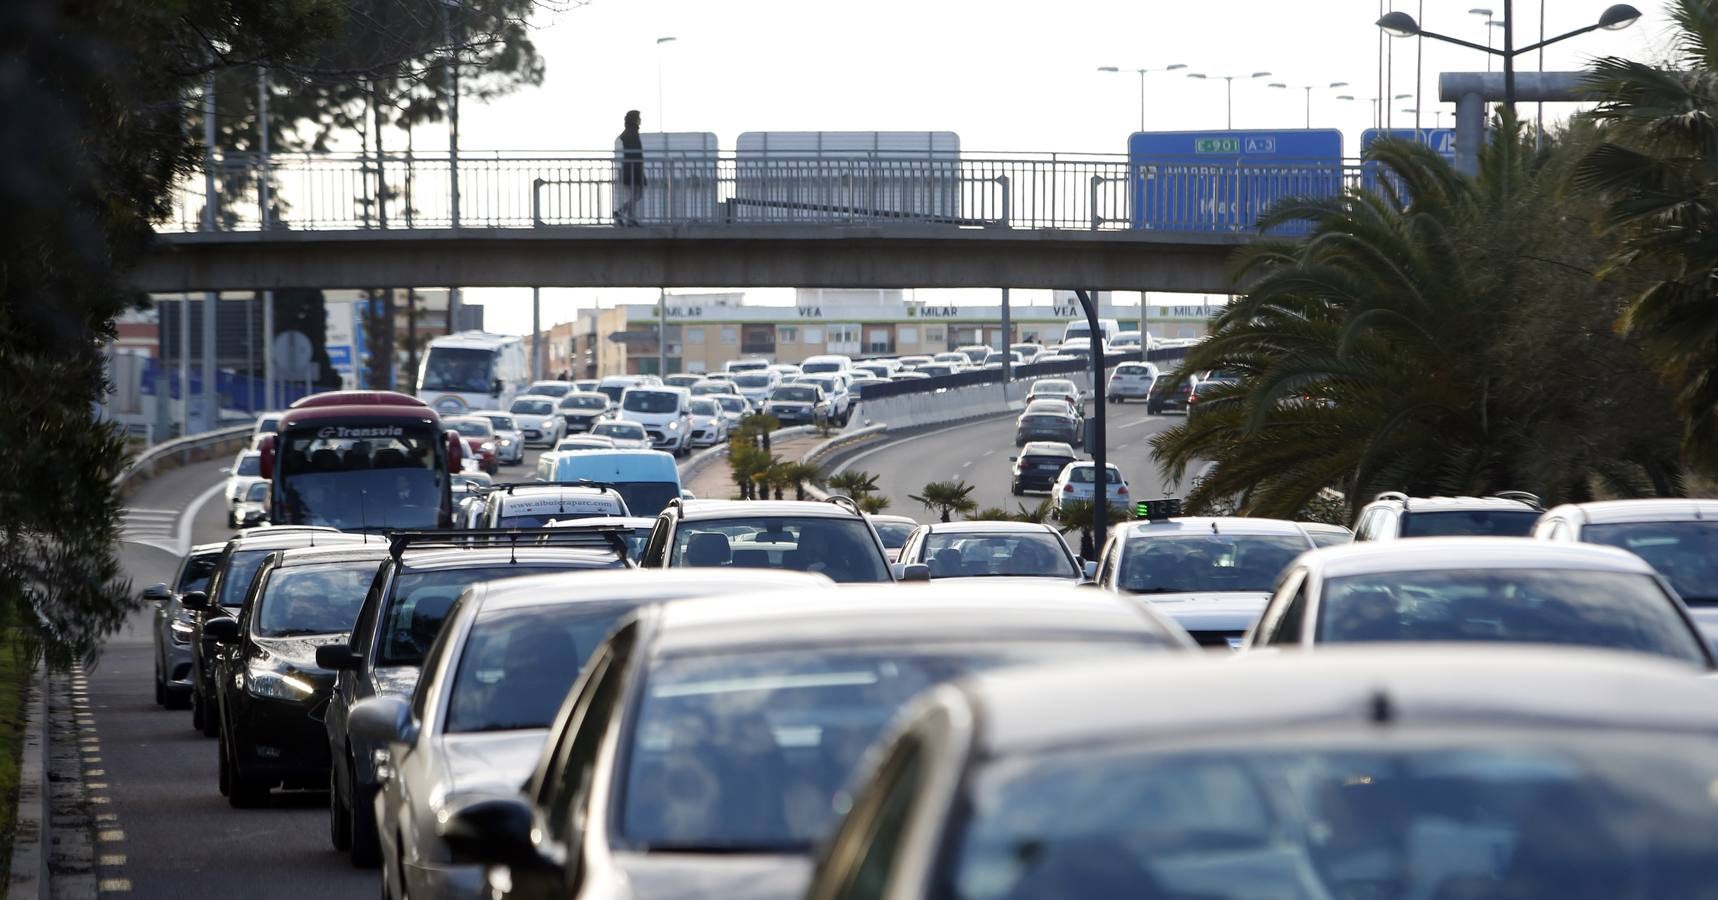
[134,150,1362,294]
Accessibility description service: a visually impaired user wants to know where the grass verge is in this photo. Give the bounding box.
[0,602,33,885]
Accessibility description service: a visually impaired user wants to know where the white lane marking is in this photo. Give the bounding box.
[1117,416,1156,430]
[120,510,176,520]
[981,450,995,457]
[176,480,228,555]
[832,417,1016,475]
[962,460,973,468]
[1118,443,1131,450]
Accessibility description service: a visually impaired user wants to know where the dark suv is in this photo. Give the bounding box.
[316,526,631,865]
[206,544,389,807]
[1147,375,1193,415]
[640,498,919,583]
[1011,441,1078,495]
[185,527,369,737]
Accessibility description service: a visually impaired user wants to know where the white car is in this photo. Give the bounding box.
[1050,461,1129,511]
[686,397,730,447]
[895,354,934,371]
[898,521,1087,583]
[710,393,751,429]
[932,351,971,369]
[954,344,991,365]
[469,410,525,465]
[249,411,282,450]
[1106,360,1158,402]
[1009,342,1043,364]
[729,369,782,405]
[505,394,566,447]
[795,373,852,424]
[361,569,834,900]
[588,419,652,450]
[1026,377,1084,414]
[1093,515,1316,648]
[615,386,693,455]
[1534,499,1718,647]
[1244,538,1715,669]
[553,435,617,453]
[222,450,264,519]
[687,379,732,397]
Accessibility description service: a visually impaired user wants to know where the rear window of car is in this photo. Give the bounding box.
[773,387,817,403]
[1400,510,1541,538]
[510,399,553,415]
[178,552,222,595]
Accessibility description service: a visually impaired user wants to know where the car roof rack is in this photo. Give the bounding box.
[1491,490,1544,510]
[1373,491,1410,506]
[825,495,864,517]
[498,480,618,495]
[387,525,631,564]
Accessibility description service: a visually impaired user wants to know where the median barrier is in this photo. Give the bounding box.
[675,424,819,492]
[113,424,252,497]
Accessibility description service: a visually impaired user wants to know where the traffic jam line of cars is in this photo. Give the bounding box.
[136,395,1718,899]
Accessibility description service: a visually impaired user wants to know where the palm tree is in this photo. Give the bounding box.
[826,470,881,499]
[767,461,823,501]
[971,506,1015,521]
[909,480,977,523]
[1578,1,1718,472]
[857,494,891,514]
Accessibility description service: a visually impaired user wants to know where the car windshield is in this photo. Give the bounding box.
[1033,381,1074,395]
[561,394,608,410]
[1118,533,1307,594]
[256,416,280,434]
[916,366,954,377]
[734,374,773,388]
[480,414,516,431]
[802,362,840,374]
[1021,416,1070,428]
[624,392,680,414]
[1306,528,1352,548]
[1400,509,1542,538]
[613,482,680,518]
[594,422,646,439]
[215,549,272,610]
[1579,521,1718,604]
[421,347,496,393]
[716,397,746,413]
[690,384,725,395]
[276,425,445,531]
[620,644,1143,852]
[924,532,1076,578]
[449,420,490,437]
[443,601,637,733]
[1067,466,1123,485]
[871,521,916,549]
[1317,568,1708,663]
[510,399,553,416]
[378,565,589,666]
[255,562,374,637]
[1115,364,1151,375]
[527,383,571,397]
[235,454,261,476]
[671,517,891,583]
[949,737,1718,900]
[689,400,718,416]
[772,387,817,403]
[178,552,221,595]
[244,482,268,502]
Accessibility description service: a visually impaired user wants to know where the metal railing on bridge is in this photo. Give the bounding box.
[163,150,1366,237]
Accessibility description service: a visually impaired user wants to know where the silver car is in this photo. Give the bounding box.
[361,569,833,900]
[150,542,224,708]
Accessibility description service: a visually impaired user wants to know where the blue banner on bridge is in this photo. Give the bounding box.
[1358,128,1458,198]
[1129,129,1344,235]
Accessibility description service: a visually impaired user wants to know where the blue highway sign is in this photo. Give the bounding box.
[1128,129,1344,234]
[1360,128,1456,159]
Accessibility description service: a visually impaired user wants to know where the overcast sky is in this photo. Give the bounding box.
[446,0,1672,335]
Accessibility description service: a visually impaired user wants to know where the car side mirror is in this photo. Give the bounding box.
[142,583,172,602]
[1082,559,1098,580]
[219,467,232,476]
[680,490,696,501]
[491,378,504,398]
[895,563,931,582]
[1008,455,1018,461]
[349,695,417,745]
[315,644,361,671]
[203,616,240,643]
[440,795,556,869]
[179,590,210,612]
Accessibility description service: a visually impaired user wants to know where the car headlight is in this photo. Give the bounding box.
[499,438,513,447]
[245,665,316,700]
[170,617,196,642]
[667,420,681,431]
[481,441,495,452]
[372,747,394,782]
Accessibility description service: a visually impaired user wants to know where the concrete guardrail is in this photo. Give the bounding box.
[114,424,251,495]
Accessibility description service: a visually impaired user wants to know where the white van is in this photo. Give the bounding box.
[417,331,530,417]
[724,358,771,374]
[1061,318,1121,346]
[799,354,853,375]
[615,386,693,455]
[535,449,688,516]
[596,374,660,405]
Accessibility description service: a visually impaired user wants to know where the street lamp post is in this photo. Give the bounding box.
[1380,4,1640,111]
[1097,64,1187,132]
[1268,81,1350,129]
[1186,71,1272,130]
[1338,93,1382,126]
[656,36,677,130]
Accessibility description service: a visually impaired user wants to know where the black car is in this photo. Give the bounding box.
[187,527,369,737]
[761,384,828,427]
[1014,399,1083,447]
[203,544,389,807]
[437,586,1190,900]
[1010,441,1078,495]
[1147,375,1193,414]
[316,526,632,865]
[557,391,611,432]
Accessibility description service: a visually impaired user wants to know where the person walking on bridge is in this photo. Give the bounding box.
[615,109,646,226]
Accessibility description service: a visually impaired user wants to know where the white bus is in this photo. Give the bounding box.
[416,331,530,417]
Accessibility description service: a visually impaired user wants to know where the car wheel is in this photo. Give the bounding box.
[350,776,381,867]
[225,727,269,809]
[191,691,204,731]
[154,660,166,707]
[217,730,231,796]
[330,766,352,851]
[198,691,220,737]
[1010,482,1021,496]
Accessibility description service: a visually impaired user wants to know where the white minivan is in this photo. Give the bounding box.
[1062,318,1121,346]
[799,354,853,375]
[616,386,693,456]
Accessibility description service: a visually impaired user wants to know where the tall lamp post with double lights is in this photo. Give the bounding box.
[1268,81,1350,128]
[1378,4,1641,110]
[1097,64,1187,132]
[655,36,677,129]
[1186,70,1272,129]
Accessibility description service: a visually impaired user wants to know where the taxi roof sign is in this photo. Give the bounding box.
[1135,498,1182,521]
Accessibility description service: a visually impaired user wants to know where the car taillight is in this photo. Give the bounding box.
[1117,485,1128,494]
[1063,484,1075,493]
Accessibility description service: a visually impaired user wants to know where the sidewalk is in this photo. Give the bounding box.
[684,434,824,500]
